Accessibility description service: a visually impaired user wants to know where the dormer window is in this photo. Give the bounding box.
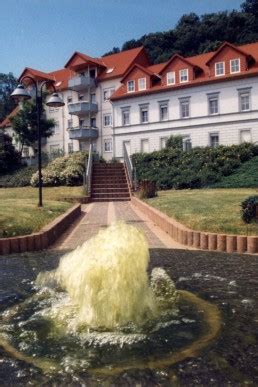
[180,69,188,83]
[215,62,225,76]
[127,80,135,93]
[167,71,175,85]
[138,78,146,91]
[230,58,240,74]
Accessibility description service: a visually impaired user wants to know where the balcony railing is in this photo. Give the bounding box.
[68,101,98,116]
[68,126,98,140]
[68,75,97,92]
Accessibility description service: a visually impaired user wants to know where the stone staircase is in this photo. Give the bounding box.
[91,163,131,202]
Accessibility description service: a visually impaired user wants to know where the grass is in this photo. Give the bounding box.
[145,188,258,236]
[212,156,258,188]
[0,186,85,238]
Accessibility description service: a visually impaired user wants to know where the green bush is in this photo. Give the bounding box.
[0,133,21,174]
[132,141,258,190]
[31,152,87,187]
[0,166,37,187]
[241,196,258,224]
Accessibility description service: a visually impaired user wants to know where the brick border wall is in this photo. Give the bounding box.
[0,204,81,255]
[131,197,258,254]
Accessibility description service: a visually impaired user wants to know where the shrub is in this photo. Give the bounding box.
[241,196,258,224]
[0,166,37,187]
[139,180,157,199]
[132,142,258,190]
[31,152,87,187]
[0,133,21,174]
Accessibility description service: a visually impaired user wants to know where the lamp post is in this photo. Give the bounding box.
[11,77,65,207]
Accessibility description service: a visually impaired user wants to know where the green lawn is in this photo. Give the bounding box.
[145,188,258,236]
[0,186,85,238]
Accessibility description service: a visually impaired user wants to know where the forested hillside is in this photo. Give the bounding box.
[103,0,258,64]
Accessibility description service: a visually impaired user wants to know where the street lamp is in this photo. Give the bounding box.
[11,77,65,207]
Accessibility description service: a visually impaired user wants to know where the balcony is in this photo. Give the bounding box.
[68,75,97,92]
[68,126,98,140]
[68,101,98,116]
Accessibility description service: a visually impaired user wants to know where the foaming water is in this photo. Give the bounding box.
[37,222,159,330]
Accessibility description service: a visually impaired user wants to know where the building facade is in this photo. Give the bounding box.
[1,41,258,161]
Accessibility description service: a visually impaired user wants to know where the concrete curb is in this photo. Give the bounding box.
[0,204,81,255]
[131,196,258,254]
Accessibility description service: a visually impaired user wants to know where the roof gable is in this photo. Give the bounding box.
[159,54,201,74]
[19,67,55,83]
[65,52,106,70]
[121,63,158,83]
[205,42,253,65]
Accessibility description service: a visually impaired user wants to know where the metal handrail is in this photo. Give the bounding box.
[85,144,93,195]
[123,143,134,190]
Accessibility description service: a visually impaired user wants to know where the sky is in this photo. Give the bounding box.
[0,0,243,77]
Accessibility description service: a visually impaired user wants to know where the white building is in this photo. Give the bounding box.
[1,41,258,161]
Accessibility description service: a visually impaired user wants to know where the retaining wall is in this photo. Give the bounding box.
[131,197,258,254]
[0,204,81,255]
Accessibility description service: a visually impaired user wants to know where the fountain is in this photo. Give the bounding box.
[0,222,221,381]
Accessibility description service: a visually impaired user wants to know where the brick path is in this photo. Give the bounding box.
[54,201,192,250]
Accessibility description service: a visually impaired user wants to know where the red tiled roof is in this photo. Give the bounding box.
[121,63,160,82]
[0,106,19,128]
[111,41,258,101]
[19,67,55,83]
[205,41,253,65]
[48,68,76,91]
[64,51,106,69]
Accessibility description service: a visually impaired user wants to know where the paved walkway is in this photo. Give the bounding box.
[54,201,193,250]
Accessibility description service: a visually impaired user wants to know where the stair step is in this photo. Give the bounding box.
[91,198,130,202]
[92,184,128,188]
[92,188,129,194]
[92,192,130,198]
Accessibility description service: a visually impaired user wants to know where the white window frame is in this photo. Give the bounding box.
[215,62,225,76]
[167,71,175,85]
[240,129,252,144]
[230,58,240,74]
[67,119,73,129]
[68,142,73,154]
[103,113,112,127]
[179,68,189,83]
[127,80,135,93]
[67,95,73,104]
[160,137,168,150]
[207,93,220,115]
[53,121,60,134]
[140,105,149,123]
[138,77,146,91]
[209,132,220,148]
[239,92,251,112]
[140,138,149,153]
[122,109,130,126]
[103,87,115,101]
[159,103,168,121]
[104,138,113,153]
[183,136,192,151]
[179,98,190,119]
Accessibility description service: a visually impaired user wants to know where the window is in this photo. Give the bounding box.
[210,133,219,148]
[183,137,192,151]
[141,139,149,153]
[104,138,113,152]
[160,137,168,149]
[215,62,225,76]
[230,58,240,74]
[79,142,87,152]
[138,78,146,91]
[50,144,60,154]
[179,98,190,118]
[103,114,112,127]
[239,92,250,111]
[53,121,60,134]
[67,119,73,129]
[122,109,130,125]
[240,129,252,143]
[127,80,135,93]
[78,94,84,101]
[167,71,175,85]
[159,103,168,121]
[180,69,188,83]
[49,106,55,113]
[68,142,73,154]
[91,117,96,128]
[91,93,96,103]
[103,87,115,101]
[140,105,149,123]
[207,93,219,115]
[67,95,73,103]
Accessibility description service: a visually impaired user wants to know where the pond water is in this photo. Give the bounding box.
[0,248,257,385]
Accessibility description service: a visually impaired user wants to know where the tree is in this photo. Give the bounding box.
[102,47,120,57]
[0,132,21,174]
[241,0,258,15]
[0,73,18,123]
[10,99,55,153]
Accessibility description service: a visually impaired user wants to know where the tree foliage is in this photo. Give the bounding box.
[0,132,21,174]
[10,100,55,152]
[0,73,18,123]
[103,0,258,63]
